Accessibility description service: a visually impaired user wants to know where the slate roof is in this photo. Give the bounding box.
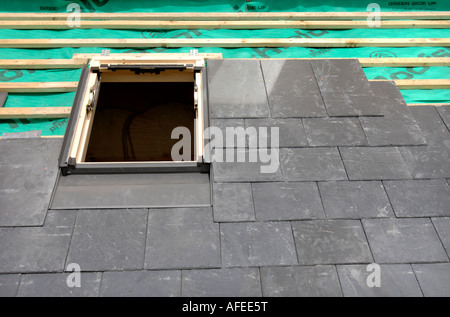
[1,59,450,297]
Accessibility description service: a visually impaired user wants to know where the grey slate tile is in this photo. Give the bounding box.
[213,183,255,222]
[252,182,325,221]
[340,147,412,180]
[182,268,261,297]
[413,263,450,297]
[384,179,450,217]
[100,270,181,297]
[320,92,384,117]
[260,266,342,297]
[399,146,450,179]
[319,181,394,219]
[360,116,426,146]
[0,91,7,107]
[221,222,298,267]
[145,208,221,270]
[310,60,383,117]
[1,131,41,139]
[311,59,369,89]
[17,273,101,297]
[369,81,412,117]
[280,148,347,181]
[0,274,21,297]
[409,106,450,147]
[207,59,270,119]
[43,209,78,227]
[209,119,246,148]
[269,93,327,118]
[0,211,75,273]
[436,105,450,132]
[244,118,308,148]
[337,264,422,297]
[0,138,62,226]
[303,117,368,147]
[260,59,327,118]
[362,218,448,264]
[291,220,373,265]
[431,217,450,257]
[212,149,283,182]
[66,209,147,271]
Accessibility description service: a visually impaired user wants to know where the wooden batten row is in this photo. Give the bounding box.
[0,82,78,93]
[0,12,449,21]
[0,20,449,29]
[0,57,448,69]
[370,79,450,90]
[0,107,71,119]
[0,58,88,69]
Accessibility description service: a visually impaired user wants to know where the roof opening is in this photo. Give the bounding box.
[85,81,195,163]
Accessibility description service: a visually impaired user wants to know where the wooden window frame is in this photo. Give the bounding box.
[58,56,209,175]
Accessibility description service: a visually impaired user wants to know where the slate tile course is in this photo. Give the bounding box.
[431,217,450,257]
[208,59,270,119]
[303,117,368,147]
[340,147,412,180]
[252,182,325,221]
[145,208,221,270]
[369,81,412,117]
[413,263,450,297]
[212,149,284,182]
[182,268,261,297]
[100,270,181,297]
[436,105,450,132]
[362,218,448,264]
[260,266,342,297]
[319,91,385,117]
[220,222,298,268]
[319,181,394,219]
[260,59,328,118]
[291,220,373,265]
[311,60,386,117]
[399,146,450,179]
[213,183,255,222]
[0,274,21,297]
[209,119,246,148]
[360,115,426,146]
[0,211,75,273]
[384,179,450,217]
[244,118,308,148]
[66,209,147,271]
[337,264,423,297]
[17,273,102,297]
[409,106,450,147]
[280,148,347,181]
[0,138,62,226]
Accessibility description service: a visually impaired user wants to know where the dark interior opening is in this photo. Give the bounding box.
[85,82,195,162]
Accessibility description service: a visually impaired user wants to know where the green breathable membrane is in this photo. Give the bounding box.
[0,0,448,136]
